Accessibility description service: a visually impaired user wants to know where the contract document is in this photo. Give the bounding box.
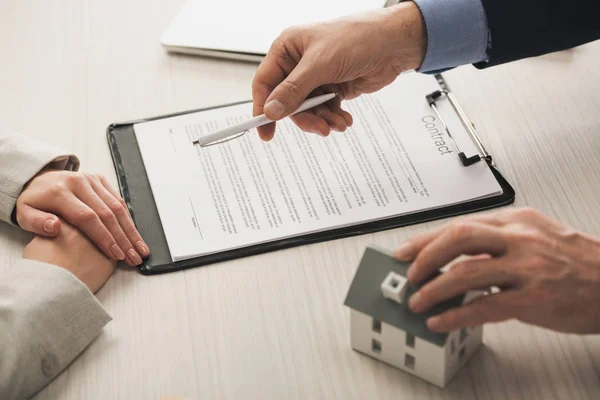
[134,74,503,262]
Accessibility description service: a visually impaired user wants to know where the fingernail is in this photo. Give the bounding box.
[394,242,414,260]
[428,316,442,331]
[43,219,55,234]
[409,292,422,311]
[136,241,150,257]
[264,100,285,119]
[128,249,142,266]
[111,244,125,260]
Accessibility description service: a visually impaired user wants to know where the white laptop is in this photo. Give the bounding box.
[162,0,397,62]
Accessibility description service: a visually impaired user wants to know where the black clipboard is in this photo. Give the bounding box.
[107,75,515,275]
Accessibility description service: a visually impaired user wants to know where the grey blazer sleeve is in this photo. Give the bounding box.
[0,133,80,225]
[0,133,110,399]
[0,260,111,400]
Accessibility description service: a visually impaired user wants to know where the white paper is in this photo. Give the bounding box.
[135,74,503,261]
[162,0,390,56]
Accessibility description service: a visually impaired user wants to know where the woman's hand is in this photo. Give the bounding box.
[252,2,426,140]
[23,221,117,293]
[16,170,148,266]
[395,208,600,334]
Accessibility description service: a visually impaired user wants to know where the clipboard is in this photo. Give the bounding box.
[107,74,515,275]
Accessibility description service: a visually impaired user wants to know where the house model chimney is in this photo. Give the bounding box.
[381,271,408,304]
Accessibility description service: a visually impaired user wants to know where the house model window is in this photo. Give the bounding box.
[344,247,485,388]
[372,339,382,354]
[406,334,415,349]
[372,319,382,334]
[405,354,416,370]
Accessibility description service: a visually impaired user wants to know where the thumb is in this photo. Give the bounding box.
[16,203,61,236]
[263,57,325,121]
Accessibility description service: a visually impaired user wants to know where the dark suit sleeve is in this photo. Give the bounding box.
[476,0,600,68]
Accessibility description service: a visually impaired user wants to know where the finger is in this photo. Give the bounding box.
[427,291,521,332]
[407,222,508,283]
[395,213,508,261]
[311,86,346,114]
[253,39,298,141]
[409,257,517,313]
[58,193,124,262]
[252,35,300,116]
[257,122,277,142]
[500,207,567,233]
[96,174,132,218]
[325,98,353,127]
[263,56,327,121]
[289,112,331,136]
[395,229,442,261]
[16,203,61,236]
[72,178,142,266]
[300,87,348,132]
[90,175,149,259]
[313,104,348,132]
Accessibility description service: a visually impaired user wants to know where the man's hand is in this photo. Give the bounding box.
[16,170,148,266]
[252,2,426,140]
[23,222,116,293]
[394,208,600,334]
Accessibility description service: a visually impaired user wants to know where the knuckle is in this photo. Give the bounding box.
[48,183,67,198]
[97,207,115,222]
[279,26,298,41]
[280,79,304,100]
[268,32,292,59]
[557,228,584,245]
[65,172,85,188]
[448,221,474,243]
[511,207,542,220]
[77,208,97,224]
[510,229,546,248]
[108,200,126,216]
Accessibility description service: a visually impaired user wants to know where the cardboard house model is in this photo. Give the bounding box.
[344,246,483,388]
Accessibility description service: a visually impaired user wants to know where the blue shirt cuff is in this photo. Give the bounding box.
[412,0,490,73]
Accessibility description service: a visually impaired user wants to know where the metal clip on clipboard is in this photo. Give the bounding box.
[425,79,493,167]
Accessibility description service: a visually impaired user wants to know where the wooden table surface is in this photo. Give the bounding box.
[1,1,600,399]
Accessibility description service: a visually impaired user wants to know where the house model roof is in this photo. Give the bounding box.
[344,246,467,347]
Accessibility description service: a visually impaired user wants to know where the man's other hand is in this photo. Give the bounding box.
[395,208,600,334]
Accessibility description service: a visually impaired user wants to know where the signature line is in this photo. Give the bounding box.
[189,198,203,239]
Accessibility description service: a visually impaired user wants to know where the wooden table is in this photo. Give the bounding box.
[1,1,600,399]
